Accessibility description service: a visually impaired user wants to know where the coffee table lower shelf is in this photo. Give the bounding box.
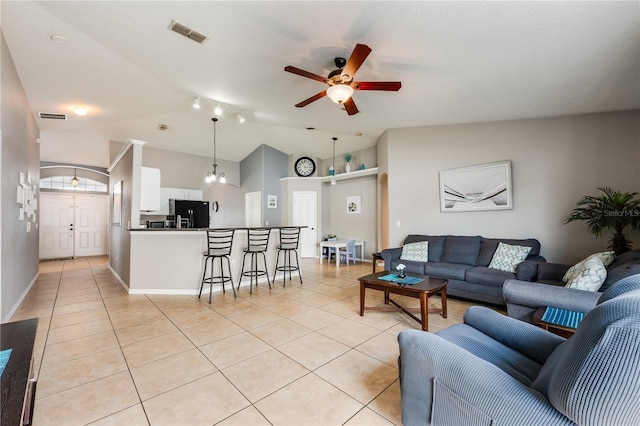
[358,272,448,331]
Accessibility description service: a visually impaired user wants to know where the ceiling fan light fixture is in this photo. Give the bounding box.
[326,84,353,104]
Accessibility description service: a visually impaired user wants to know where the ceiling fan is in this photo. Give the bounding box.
[284,43,401,116]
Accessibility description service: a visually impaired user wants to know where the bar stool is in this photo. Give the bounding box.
[238,228,271,294]
[199,229,236,303]
[273,227,302,287]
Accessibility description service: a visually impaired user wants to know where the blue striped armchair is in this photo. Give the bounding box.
[398,274,640,425]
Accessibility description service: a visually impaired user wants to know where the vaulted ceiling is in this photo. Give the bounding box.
[3,1,638,164]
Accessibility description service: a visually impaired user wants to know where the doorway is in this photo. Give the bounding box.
[245,191,262,227]
[39,193,108,259]
[292,191,317,258]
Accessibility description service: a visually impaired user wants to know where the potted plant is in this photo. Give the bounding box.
[565,187,640,255]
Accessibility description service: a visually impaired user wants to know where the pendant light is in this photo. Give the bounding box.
[205,118,226,184]
[71,168,80,187]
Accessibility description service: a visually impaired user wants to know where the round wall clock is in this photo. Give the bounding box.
[294,156,316,177]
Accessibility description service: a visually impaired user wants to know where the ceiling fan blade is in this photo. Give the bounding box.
[343,97,359,116]
[353,81,402,91]
[341,44,372,80]
[295,91,327,108]
[284,66,328,83]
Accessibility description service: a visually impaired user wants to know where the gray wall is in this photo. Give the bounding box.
[1,33,40,321]
[381,111,640,263]
[320,146,377,176]
[109,146,134,286]
[241,144,288,226]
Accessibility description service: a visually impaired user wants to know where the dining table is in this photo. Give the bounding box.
[319,239,365,267]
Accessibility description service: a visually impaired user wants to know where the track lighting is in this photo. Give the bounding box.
[237,111,245,124]
[214,104,223,116]
[192,97,201,109]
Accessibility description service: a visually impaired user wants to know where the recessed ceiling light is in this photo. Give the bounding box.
[73,107,88,116]
[306,127,316,130]
[50,35,69,44]
[355,132,363,136]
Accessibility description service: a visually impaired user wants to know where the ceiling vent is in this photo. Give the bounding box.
[157,123,169,131]
[168,20,208,44]
[38,112,67,120]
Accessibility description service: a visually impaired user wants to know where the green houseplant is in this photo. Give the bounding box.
[565,187,640,255]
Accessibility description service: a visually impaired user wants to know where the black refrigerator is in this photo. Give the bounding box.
[169,200,210,228]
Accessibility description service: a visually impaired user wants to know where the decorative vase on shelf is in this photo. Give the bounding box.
[345,162,351,173]
[345,154,352,173]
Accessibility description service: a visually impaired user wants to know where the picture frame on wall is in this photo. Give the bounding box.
[113,180,122,225]
[439,160,513,212]
[346,195,362,214]
[267,195,277,209]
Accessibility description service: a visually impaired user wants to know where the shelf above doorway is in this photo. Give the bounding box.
[321,167,378,183]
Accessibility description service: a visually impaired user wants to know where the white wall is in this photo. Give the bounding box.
[40,131,111,168]
[383,111,640,263]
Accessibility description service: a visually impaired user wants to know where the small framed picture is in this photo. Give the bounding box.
[267,195,277,209]
[346,195,361,214]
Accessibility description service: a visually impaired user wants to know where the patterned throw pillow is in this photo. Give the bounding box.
[564,258,607,291]
[400,241,429,262]
[488,242,532,273]
[563,251,615,283]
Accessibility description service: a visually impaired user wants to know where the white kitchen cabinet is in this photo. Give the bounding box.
[140,167,161,211]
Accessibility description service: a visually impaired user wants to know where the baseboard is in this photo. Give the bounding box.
[3,272,39,323]
[107,265,130,293]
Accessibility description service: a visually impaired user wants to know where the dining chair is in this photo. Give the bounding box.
[338,239,357,265]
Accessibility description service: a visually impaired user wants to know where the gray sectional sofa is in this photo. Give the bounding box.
[504,248,640,323]
[381,235,545,306]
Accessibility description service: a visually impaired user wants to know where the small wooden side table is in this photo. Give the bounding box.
[532,307,576,338]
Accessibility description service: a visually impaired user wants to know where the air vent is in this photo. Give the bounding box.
[168,20,208,44]
[157,123,169,131]
[38,112,67,120]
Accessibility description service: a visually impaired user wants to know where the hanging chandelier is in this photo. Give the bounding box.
[205,117,226,184]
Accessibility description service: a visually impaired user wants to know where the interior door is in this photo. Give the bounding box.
[293,191,317,258]
[245,191,262,227]
[39,193,75,259]
[74,195,108,257]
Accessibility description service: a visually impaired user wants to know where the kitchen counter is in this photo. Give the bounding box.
[127,227,305,294]
[130,226,305,232]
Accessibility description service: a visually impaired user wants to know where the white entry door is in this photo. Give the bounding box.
[74,195,108,257]
[40,193,75,259]
[245,191,262,227]
[39,193,108,259]
[293,191,317,258]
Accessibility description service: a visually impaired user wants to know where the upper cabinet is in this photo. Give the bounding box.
[140,167,161,211]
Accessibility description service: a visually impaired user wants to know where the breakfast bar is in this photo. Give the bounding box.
[127,227,304,294]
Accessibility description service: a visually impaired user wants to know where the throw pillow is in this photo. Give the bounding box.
[562,251,615,283]
[400,241,429,262]
[488,242,532,273]
[564,257,607,291]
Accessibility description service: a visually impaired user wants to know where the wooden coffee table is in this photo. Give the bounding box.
[359,271,447,331]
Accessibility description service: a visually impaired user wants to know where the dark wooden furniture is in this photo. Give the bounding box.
[1,318,38,426]
[371,252,383,273]
[532,307,577,338]
[359,271,447,331]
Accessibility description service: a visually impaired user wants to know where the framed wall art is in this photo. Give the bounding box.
[267,195,277,209]
[439,160,513,212]
[113,180,123,225]
[346,195,361,214]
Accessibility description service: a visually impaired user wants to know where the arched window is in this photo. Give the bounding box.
[40,175,108,192]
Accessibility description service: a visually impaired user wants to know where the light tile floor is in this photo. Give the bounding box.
[11,256,481,425]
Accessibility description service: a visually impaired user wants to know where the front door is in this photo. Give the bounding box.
[292,191,317,258]
[40,193,75,259]
[39,193,108,259]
